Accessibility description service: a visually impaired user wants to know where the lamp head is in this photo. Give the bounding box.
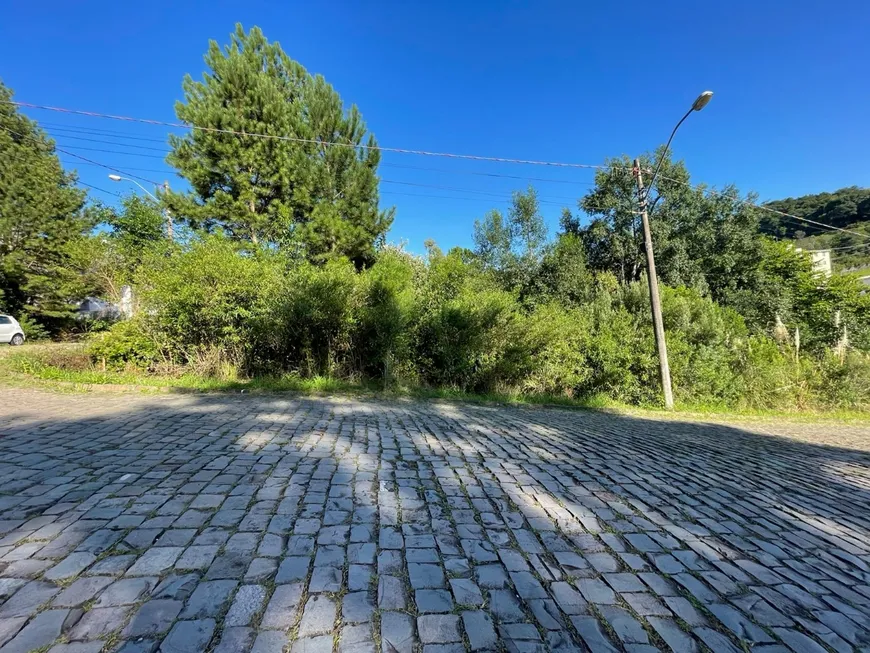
[108,174,122,182]
[692,91,714,111]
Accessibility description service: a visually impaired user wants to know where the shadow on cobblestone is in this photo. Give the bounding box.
[0,389,868,652]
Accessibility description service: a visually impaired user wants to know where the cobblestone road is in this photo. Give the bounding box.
[0,389,868,653]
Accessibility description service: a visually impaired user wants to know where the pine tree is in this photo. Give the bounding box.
[0,80,92,329]
[166,24,393,267]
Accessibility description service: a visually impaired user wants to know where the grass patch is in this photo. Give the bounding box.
[3,342,869,423]
[1,346,366,394]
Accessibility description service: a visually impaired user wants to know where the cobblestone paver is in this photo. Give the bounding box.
[0,388,868,652]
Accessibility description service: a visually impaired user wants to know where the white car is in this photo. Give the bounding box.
[0,315,25,346]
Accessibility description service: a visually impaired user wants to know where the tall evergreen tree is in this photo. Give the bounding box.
[165,24,393,266]
[0,80,92,329]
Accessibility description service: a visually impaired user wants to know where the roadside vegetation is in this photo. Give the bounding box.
[2,25,868,414]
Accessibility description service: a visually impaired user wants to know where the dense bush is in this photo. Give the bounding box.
[84,231,869,411]
[15,313,51,341]
[89,320,159,370]
[255,258,361,377]
[354,250,421,383]
[811,352,870,409]
[136,236,281,366]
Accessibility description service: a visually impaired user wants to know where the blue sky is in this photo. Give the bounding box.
[2,0,868,253]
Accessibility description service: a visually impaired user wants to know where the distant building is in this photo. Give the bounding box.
[795,247,832,277]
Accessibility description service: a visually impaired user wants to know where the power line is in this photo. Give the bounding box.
[40,122,171,143]
[49,144,167,159]
[45,123,598,187]
[804,241,870,253]
[55,148,160,185]
[381,179,579,202]
[54,142,861,228]
[380,190,570,208]
[59,158,580,209]
[59,159,170,174]
[20,99,868,242]
[50,143,585,205]
[655,173,870,243]
[8,100,615,171]
[48,133,170,152]
[1,124,161,185]
[59,156,596,191]
[78,180,121,198]
[379,161,594,186]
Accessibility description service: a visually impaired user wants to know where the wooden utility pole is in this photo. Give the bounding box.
[162,181,173,242]
[633,159,674,409]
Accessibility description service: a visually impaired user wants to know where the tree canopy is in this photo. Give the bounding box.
[0,80,93,329]
[165,24,393,267]
[564,150,764,304]
[473,186,547,291]
[68,195,170,306]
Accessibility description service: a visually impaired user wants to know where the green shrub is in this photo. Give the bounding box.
[15,313,51,341]
[522,303,592,396]
[413,251,530,391]
[658,285,748,404]
[256,258,361,376]
[414,286,527,391]
[136,235,280,367]
[89,320,160,370]
[44,229,865,413]
[581,301,658,404]
[730,335,804,409]
[355,250,420,383]
[811,351,870,410]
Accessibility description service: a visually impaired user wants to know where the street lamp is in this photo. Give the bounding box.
[107,174,173,240]
[107,174,158,202]
[634,90,713,410]
[645,91,713,199]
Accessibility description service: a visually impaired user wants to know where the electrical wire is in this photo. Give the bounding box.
[45,123,600,187]
[54,148,160,185]
[59,160,170,174]
[54,139,864,233]
[48,144,167,159]
[1,124,161,185]
[803,241,870,253]
[58,159,582,209]
[381,179,579,202]
[41,122,171,143]
[78,181,121,198]
[47,133,170,152]
[58,156,596,190]
[377,162,595,186]
[655,173,870,242]
[45,123,592,182]
[50,143,586,205]
[7,100,616,171]
[380,190,570,208]
[15,100,869,243]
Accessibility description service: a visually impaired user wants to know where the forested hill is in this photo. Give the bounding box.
[762,186,870,271]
